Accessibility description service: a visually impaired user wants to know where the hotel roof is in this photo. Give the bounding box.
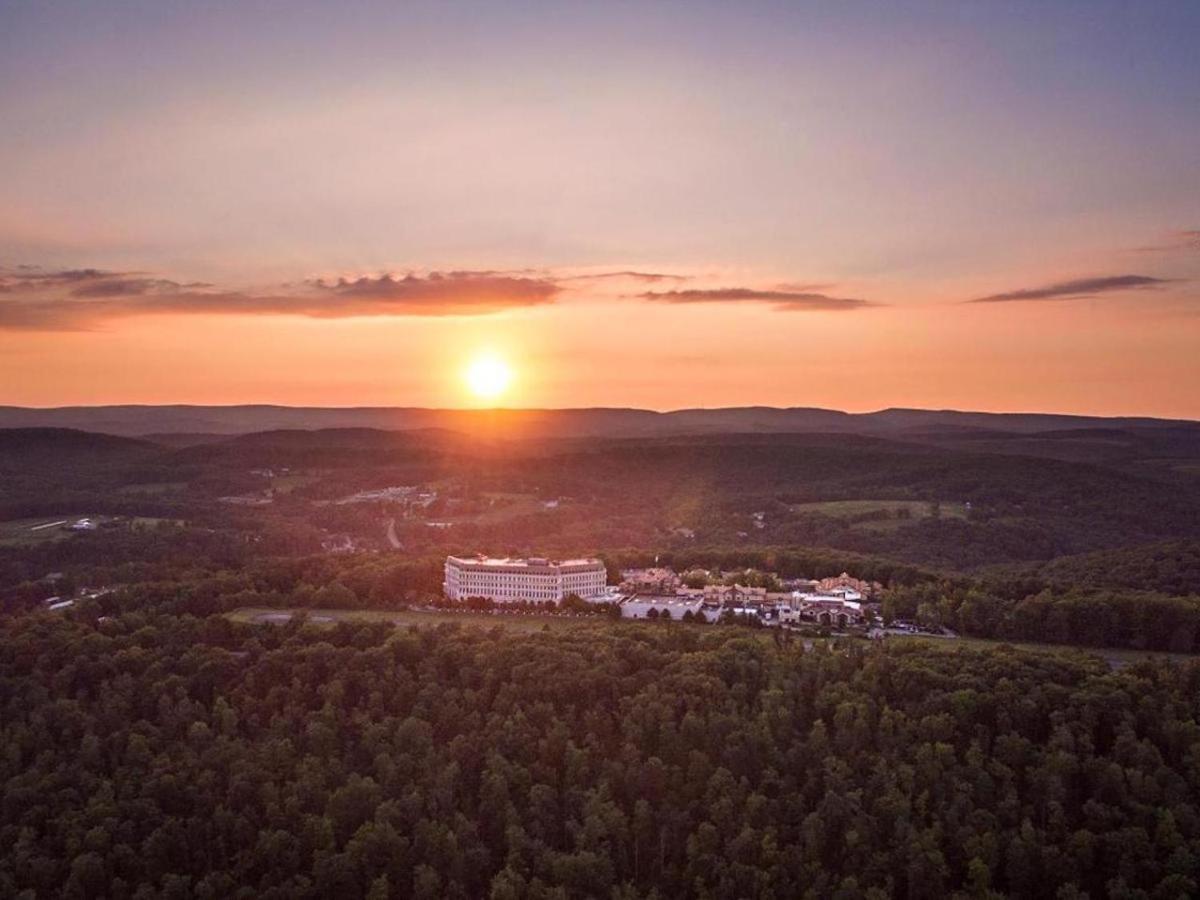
[447,555,603,569]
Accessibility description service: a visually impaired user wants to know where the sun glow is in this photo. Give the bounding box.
[464,354,514,401]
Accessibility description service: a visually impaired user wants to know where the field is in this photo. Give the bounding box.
[0,515,184,547]
[887,632,1196,670]
[436,492,554,526]
[270,473,320,494]
[226,607,1199,672]
[130,516,186,529]
[227,606,606,633]
[0,516,83,547]
[117,482,188,496]
[790,499,968,531]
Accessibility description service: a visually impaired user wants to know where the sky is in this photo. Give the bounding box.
[1,0,1198,416]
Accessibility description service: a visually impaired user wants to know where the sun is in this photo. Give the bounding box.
[464,355,513,401]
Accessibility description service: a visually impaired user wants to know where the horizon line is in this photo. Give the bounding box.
[0,401,1195,424]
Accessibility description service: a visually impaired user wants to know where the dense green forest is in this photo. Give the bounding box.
[885,582,1200,654]
[3,616,1200,899]
[4,423,1200,897]
[6,527,1200,654]
[4,426,1200,572]
[999,541,1200,598]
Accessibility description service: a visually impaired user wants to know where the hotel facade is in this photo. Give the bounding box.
[444,555,608,603]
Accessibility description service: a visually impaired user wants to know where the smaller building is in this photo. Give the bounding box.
[620,567,681,595]
[817,572,883,598]
[321,534,357,553]
[620,595,707,620]
[822,586,864,603]
[783,578,821,592]
[703,584,767,607]
[336,486,416,504]
[781,593,866,628]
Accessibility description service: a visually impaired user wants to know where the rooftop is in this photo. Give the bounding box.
[447,555,603,569]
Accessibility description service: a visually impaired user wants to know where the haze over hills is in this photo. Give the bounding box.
[0,403,1195,439]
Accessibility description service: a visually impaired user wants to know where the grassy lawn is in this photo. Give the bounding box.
[0,516,81,547]
[131,517,186,529]
[0,515,185,546]
[888,632,1195,670]
[118,482,188,496]
[227,606,608,633]
[790,499,968,531]
[271,474,320,494]
[225,607,1196,671]
[431,493,551,526]
[792,499,968,518]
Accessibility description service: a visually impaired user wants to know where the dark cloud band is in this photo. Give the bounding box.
[0,267,560,330]
[968,274,1173,304]
[639,287,874,311]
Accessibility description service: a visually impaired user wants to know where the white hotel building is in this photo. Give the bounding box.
[444,555,608,603]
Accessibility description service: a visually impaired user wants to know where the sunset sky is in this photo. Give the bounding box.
[2,1,1198,415]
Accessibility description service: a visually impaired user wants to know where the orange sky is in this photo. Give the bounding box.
[3,286,1197,417]
[2,2,1199,417]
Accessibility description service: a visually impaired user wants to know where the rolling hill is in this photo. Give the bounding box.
[1,403,1195,439]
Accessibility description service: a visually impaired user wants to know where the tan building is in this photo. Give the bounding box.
[781,596,866,628]
[703,584,768,607]
[444,555,607,603]
[620,567,681,595]
[817,572,883,598]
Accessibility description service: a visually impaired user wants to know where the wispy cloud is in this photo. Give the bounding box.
[0,267,560,330]
[561,270,688,284]
[0,268,121,293]
[639,287,875,312]
[0,266,878,328]
[1130,230,1200,254]
[967,274,1175,304]
[71,277,211,298]
[0,267,209,298]
[307,271,559,313]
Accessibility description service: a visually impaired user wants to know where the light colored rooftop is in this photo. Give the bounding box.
[622,595,704,608]
[447,555,603,569]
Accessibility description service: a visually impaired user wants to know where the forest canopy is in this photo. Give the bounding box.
[2,615,1199,899]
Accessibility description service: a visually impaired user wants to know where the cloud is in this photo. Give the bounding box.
[561,270,687,284]
[0,268,560,330]
[0,267,124,293]
[308,271,559,313]
[1131,230,1200,254]
[968,274,1174,304]
[70,277,198,298]
[639,287,875,312]
[771,281,837,293]
[12,268,117,285]
[0,290,279,331]
[0,267,210,297]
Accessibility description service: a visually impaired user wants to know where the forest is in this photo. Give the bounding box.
[7,526,1200,654]
[4,425,1200,573]
[4,422,1200,897]
[3,614,1200,899]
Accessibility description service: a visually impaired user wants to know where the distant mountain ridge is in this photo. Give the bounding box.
[0,427,156,469]
[0,404,1193,439]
